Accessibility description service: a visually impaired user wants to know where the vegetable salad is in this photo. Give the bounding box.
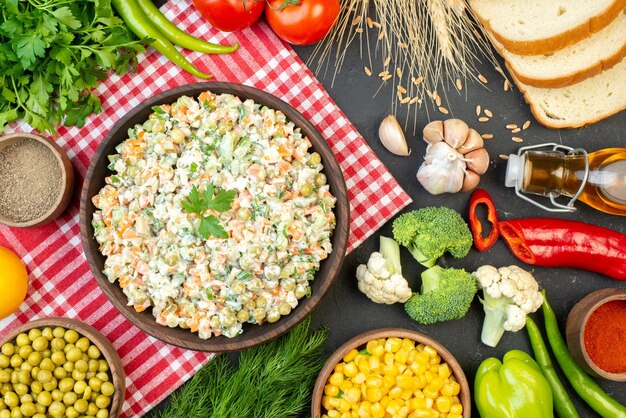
[92,91,336,339]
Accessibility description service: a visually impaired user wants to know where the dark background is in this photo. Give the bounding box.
[148,4,626,417]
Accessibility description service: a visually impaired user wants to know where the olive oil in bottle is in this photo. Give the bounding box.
[505,146,626,216]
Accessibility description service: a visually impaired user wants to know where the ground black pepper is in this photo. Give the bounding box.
[0,139,63,223]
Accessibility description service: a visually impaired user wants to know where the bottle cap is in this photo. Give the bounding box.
[505,154,523,188]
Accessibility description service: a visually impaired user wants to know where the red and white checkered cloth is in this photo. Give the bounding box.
[0,1,411,416]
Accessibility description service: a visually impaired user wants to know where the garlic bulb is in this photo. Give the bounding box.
[417,119,490,194]
[379,115,410,156]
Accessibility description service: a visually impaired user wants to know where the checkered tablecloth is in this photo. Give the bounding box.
[0,1,411,416]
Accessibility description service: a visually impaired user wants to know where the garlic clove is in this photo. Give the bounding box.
[461,170,481,191]
[465,148,490,175]
[417,142,466,194]
[443,119,469,149]
[423,120,444,144]
[379,115,411,156]
[457,128,484,154]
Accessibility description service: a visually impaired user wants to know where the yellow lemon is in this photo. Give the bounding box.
[0,246,28,319]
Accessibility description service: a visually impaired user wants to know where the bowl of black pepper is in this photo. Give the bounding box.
[0,133,74,228]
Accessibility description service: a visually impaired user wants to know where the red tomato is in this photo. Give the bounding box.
[192,0,265,32]
[265,0,340,45]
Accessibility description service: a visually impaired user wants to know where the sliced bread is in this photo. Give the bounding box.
[512,57,626,128]
[488,8,626,88]
[469,0,626,55]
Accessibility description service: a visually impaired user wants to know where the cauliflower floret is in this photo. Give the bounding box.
[473,265,544,347]
[356,237,412,305]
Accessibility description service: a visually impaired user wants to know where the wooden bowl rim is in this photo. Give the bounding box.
[566,287,626,381]
[311,328,471,418]
[0,132,74,228]
[0,317,126,417]
[79,82,350,352]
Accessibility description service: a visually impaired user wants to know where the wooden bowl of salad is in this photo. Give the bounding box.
[79,82,349,352]
[312,328,471,418]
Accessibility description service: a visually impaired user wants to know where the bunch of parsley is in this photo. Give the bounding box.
[0,0,144,133]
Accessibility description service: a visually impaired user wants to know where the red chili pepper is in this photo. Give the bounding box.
[468,189,500,252]
[468,188,626,280]
[498,218,626,281]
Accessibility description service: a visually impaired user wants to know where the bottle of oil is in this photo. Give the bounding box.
[505,145,626,216]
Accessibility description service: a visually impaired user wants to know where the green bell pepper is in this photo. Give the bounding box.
[475,349,554,418]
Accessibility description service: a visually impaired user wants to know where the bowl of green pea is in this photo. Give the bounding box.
[0,317,125,418]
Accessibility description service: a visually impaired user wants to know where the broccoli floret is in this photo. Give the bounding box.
[392,207,472,268]
[404,266,477,325]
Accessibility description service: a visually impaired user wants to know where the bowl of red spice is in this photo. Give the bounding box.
[0,133,74,228]
[566,288,626,381]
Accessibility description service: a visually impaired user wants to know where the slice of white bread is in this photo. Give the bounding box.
[490,8,626,87]
[469,0,626,55]
[512,57,626,128]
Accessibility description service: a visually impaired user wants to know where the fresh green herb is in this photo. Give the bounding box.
[358,348,371,356]
[181,183,235,240]
[336,390,344,399]
[205,288,213,300]
[0,0,144,133]
[189,162,198,173]
[153,317,328,418]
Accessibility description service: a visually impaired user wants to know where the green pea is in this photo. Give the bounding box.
[50,338,65,352]
[40,328,53,341]
[0,355,9,369]
[15,334,30,347]
[95,372,109,382]
[87,346,100,360]
[88,377,102,393]
[0,410,9,418]
[63,391,77,406]
[50,351,65,366]
[0,371,10,384]
[74,380,87,395]
[278,302,292,316]
[300,183,313,197]
[71,370,85,382]
[48,401,65,418]
[308,152,321,166]
[315,173,327,186]
[1,344,15,357]
[96,409,109,418]
[236,309,250,322]
[74,360,88,374]
[19,402,36,417]
[87,360,99,373]
[87,402,98,415]
[29,381,42,396]
[82,386,92,401]
[27,352,41,367]
[75,338,90,353]
[51,389,63,401]
[9,355,22,369]
[99,382,114,397]
[237,207,251,221]
[10,407,22,418]
[74,398,88,413]
[36,369,52,384]
[62,362,74,373]
[42,378,57,392]
[97,360,108,373]
[39,359,54,372]
[63,330,79,345]
[37,391,52,407]
[17,370,30,385]
[31,337,47,353]
[19,393,33,404]
[13,383,28,396]
[17,346,33,360]
[266,311,281,323]
[94,395,110,409]
[32,414,45,418]
[51,328,65,339]
[66,348,82,363]
[252,308,266,322]
[4,391,19,407]
[58,378,74,393]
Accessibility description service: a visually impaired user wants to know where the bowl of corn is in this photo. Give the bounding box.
[311,328,470,418]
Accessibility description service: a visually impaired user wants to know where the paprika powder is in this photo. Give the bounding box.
[583,299,626,374]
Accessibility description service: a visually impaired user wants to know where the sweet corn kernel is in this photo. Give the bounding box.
[366,340,380,354]
[410,361,427,376]
[322,395,333,411]
[398,405,411,417]
[339,380,353,392]
[382,374,395,389]
[380,395,391,409]
[383,352,395,366]
[344,362,358,378]
[397,364,407,374]
[408,397,427,411]
[344,387,361,404]
[343,349,358,363]
[371,344,385,357]
[356,358,370,374]
[353,372,367,385]
[329,372,344,386]
[430,354,441,365]
[440,380,460,397]
[357,401,371,417]
[388,386,403,399]
[369,356,381,371]
[435,395,451,412]
[340,412,351,418]
[385,338,402,353]
[415,373,428,389]
[410,409,435,418]
[327,410,340,418]
[402,339,415,351]
[423,345,438,357]
[438,363,451,378]
[327,396,342,409]
[334,363,345,374]
[338,398,351,412]
[400,389,413,400]
[396,374,415,390]
[371,402,385,418]
[449,403,463,414]
[382,364,398,376]
[325,384,340,397]
[386,398,405,415]
[366,375,383,388]
[366,387,383,403]
[447,414,463,418]
[395,349,409,364]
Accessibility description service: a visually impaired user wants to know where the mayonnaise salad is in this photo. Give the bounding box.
[92,91,336,339]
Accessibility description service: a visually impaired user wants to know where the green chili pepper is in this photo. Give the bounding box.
[526,316,580,418]
[111,0,212,79]
[542,290,626,417]
[136,0,239,54]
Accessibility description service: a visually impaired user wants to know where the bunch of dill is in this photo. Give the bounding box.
[153,317,329,418]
